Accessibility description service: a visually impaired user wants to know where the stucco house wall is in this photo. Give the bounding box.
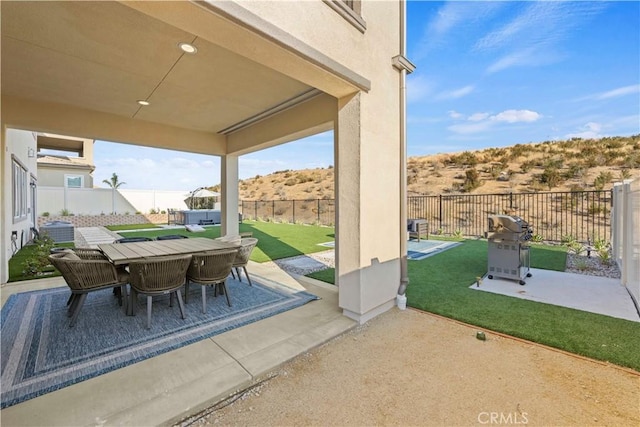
[36,160,94,188]
[1,1,412,323]
[1,129,38,281]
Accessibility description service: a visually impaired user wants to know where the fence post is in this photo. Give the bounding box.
[254,201,257,220]
[439,194,443,230]
[317,199,321,223]
[292,200,295,224]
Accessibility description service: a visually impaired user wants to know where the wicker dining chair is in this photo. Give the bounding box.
[230,238,258,286]
[115,237,153,243]
[128,254,192,329]
[156,234,189,240]
[53,248,127,306]
[185,249,239,312]
[48,251,130,327]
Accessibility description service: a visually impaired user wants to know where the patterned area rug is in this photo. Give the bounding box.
[1,276,318,408]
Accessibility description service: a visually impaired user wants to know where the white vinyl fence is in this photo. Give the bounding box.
[612,180,640,309]
[37,187,190,216]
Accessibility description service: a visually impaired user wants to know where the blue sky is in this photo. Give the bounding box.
[94,1,640,190]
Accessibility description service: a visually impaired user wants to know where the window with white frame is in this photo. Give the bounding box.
[12,157,28,220]
[64,174,84,188]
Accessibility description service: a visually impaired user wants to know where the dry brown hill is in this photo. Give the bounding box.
[215,135,640,200]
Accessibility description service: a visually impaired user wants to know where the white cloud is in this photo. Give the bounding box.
[476,2,605,73]
[448,110,464,120]
[486,47,562,74]
[202,160,216,168]
[436,85,475,100]
[448,121,493,135]
[172,157,200,169]
[238,158,289,178]
[564,122,604,139]
[468,112,490,122]
[448,109,542,135]
[413,2,506,58]
[594,84,640,100]
[491,109,541,123]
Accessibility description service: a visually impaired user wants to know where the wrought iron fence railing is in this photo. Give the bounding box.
[407,190,611,242]
[240,199,335,226]
[240,190,612,242]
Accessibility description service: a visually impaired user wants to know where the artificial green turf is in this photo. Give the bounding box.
[306,268,336,284]
[120,220,335,263]
[105,223,160,231]
[8,242,74,282]
[406,240,640,371]
[306,240,640,370]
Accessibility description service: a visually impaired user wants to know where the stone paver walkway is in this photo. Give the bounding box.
[74,227,121,248]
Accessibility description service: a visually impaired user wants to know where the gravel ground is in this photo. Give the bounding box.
[180,309,639,427]
[565,251,621,279]
[176,246,636,427]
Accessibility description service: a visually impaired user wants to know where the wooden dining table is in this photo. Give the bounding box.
[98,237,240,266]
[99,237,241,316]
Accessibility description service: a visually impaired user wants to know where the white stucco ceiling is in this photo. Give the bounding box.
[1,1,314,135]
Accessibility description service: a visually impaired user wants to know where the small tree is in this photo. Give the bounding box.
[103,173,125,214]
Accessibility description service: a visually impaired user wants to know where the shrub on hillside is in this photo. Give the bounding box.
[540,166,563,190]
[462,168,482,192]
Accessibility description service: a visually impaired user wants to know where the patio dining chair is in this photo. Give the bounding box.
[230,238,258,286]
[185,249,239,312]
[128,254,192,329]
[156,234,189,240]
[54,248,127,305]
[48,251,130,327]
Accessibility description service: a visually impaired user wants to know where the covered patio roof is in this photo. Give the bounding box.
[1,1,363,156]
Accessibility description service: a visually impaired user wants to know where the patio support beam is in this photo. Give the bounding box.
[225,93,336,156]
[1,96,227,156]
[220,155,240,237]
[335,92,401,324]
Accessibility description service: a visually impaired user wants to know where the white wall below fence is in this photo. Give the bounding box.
[612,180,640,309]
[119,189,190,213]
[37,187,190,215]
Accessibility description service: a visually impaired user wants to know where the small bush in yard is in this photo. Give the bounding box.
[22,234,55,277]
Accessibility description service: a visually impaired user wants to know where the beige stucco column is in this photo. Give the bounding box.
[220,154,240,237]
[336,93,401,324]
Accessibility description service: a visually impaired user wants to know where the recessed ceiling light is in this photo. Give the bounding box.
[137,100,150,106]
[179,42,197,54]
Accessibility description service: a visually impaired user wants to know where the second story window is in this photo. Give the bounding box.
[65,174,84,188]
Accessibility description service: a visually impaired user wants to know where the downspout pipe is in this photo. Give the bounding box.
[396,0,414,296]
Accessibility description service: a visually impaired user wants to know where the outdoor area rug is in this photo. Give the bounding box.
[407,240,461,260]
[1,276,318,408]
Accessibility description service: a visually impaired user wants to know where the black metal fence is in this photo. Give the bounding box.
[240,190,611,242]
[407,190,611,242]
[240,199,335,226]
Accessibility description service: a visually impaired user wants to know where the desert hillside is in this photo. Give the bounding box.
[213,135,640,200]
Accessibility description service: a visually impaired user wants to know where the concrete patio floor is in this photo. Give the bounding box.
[0,262,355,426]
[474,268,640,322]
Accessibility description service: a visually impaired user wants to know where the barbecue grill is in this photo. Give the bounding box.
[486,214,533,285]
